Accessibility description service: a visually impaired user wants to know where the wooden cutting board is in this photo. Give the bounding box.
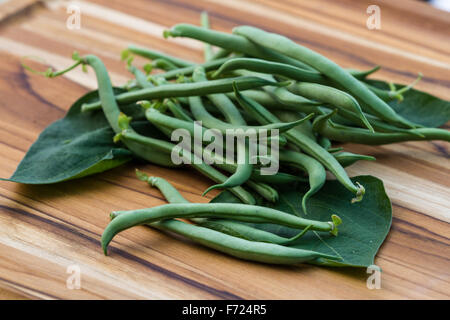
[0,0,449,300]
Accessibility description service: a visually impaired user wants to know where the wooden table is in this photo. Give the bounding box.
[0,0,448,300]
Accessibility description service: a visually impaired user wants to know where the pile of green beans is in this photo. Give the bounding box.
[31,13,448,266]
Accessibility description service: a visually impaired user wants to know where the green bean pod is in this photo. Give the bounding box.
[213,57,325,83]
[158,57,232,80]
[109,217,339,264]
[164,24,316,71]
[102,202,342,254]
[128,45,194,67]
[200,11,214,61]
[289,82,374,132]
[313,110,450,145]
[128,65,153,89]
[151,58,178,71]
[333,152,376,167]
[210,48,231,60]
[145,108,313,136]
[279,150,326,215]
[81,76,283,112]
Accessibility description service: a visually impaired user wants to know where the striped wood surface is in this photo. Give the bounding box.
[0,0,449,299]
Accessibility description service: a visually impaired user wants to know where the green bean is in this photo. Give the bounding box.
[107,215,339,264]
[288,82,374,132]
[136,171,188,203]
[326,104,425,137]
[333,152,376,167]
[279,150,326,215]
[200,11,213,61]
[226,89,279,108]
[151,58,178,71]
[202,139,252,195]
[128,44,193,67]
[317,135,332,150]
[164,99,193,122]
[349,65,381,80]
[313,110,450,145]
[136,173,308,242]
[128,65,153,89]
[213,57,325,83]
[158,57,232,80]
[164,24,316,71]
[145,107,313,136]
[102,202,342,254]
[212,57,379,83]
[81,76,282,112]
[233,26,418,128]
[196,219,314,245]
[268,87,322,113]
[273,110,317,142]
[210,48,231,60]
[233,84,365,202]
[249,181,279,203]
[233,70,323,117]
[364,73,422,102]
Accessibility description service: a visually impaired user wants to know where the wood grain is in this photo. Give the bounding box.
[0,0,448,299]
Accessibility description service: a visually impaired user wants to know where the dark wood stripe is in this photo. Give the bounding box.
[0,204,243,299]
[0,277,60,300]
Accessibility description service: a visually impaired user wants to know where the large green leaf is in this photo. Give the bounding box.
[211,175,392,267]
[2,88,158,184]
[364,79,450,128]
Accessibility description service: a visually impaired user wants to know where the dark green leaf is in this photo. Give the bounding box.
[364,79,450,128]
[2,88,161,184]
[211,175,392,267]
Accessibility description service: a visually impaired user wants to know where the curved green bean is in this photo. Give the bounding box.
[164,24,317,71]
[333,152,376,167]
[213,57,325,83]
[145,107,314,136]
[289,82,374,132]
[151,58,178,71]
[313,110,450,145]
[158,57,232,80]
[279,150,326,216]
[108,217,339,264]
[102,202,342,254]
[81,76,283,112]
[128,44,193,67]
